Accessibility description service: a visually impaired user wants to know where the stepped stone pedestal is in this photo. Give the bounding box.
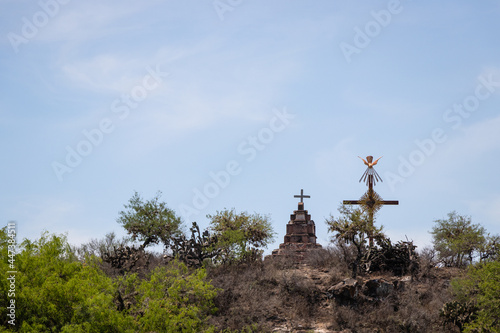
[272,201,322,258]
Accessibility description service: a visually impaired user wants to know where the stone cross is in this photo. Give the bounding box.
[294,189,310,204]
[272,189,321,258]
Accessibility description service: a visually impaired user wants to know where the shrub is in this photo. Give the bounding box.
[117,191,182,249]
[0,229,134,332]
[208,209,275,264]
[430,212,485,267]
[135,260,219,332]
[326,204,385,278]
[446,261,500,332]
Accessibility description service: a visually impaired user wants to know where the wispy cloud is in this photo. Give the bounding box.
[37,2,156,43]
[61,55,146,93]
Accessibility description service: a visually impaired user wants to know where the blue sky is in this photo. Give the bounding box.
[1,0,500,254]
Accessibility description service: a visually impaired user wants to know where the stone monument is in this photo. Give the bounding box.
[272,189,322,258]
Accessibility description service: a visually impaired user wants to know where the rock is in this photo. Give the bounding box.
[363,279,394,298]
[327,278,360,303]
[327,276,413,303]
[394,275,411,290]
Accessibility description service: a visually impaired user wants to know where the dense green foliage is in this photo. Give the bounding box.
[431,212,486,267]
[0,228,218,332]
[136,262,218,332]
[0,230,133,332]
[449,261,500,332]
[207,209,275,263]
[117,191,182,248]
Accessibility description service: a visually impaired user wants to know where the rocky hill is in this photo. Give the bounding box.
[206,250,462,333]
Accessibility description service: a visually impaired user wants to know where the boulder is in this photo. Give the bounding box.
[363,278,394,298]
[327,276,411,303]
[327,278,360,303]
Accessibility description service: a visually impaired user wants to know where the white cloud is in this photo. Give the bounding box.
[69,49,300,141]
[38,2,156,43]
[411,112,500,180]
[59,44,193,94]
[61,55,144,93]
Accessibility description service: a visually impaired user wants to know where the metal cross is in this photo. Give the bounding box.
[343,156,398,209]
[294,189,310,203]
[343,198,399,208]
[343,156,398,246]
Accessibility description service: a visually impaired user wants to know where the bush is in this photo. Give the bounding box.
[367,238,419,276]
[117,191,182,249]
[446,261,500,332]
[0,229,134,332]
[135,260,219,332]
[0,229,219,332]
[207,209,275,264]
[326,204,385,278]
[430,212,485,267]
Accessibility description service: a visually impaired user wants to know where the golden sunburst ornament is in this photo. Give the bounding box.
[359,189,383,214]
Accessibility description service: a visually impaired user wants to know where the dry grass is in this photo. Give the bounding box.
[205,248,463,332]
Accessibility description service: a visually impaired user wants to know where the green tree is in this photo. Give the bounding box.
[447,261,500,332]
[134,260,218,332]
[0,229,134,332]
[430,212,485,267]
[326,204,385,278]
[117,191,182,249]
[1,229,220,332]
[207,209,275,263]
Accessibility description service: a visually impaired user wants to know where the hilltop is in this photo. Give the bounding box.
[206,249,462,332]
